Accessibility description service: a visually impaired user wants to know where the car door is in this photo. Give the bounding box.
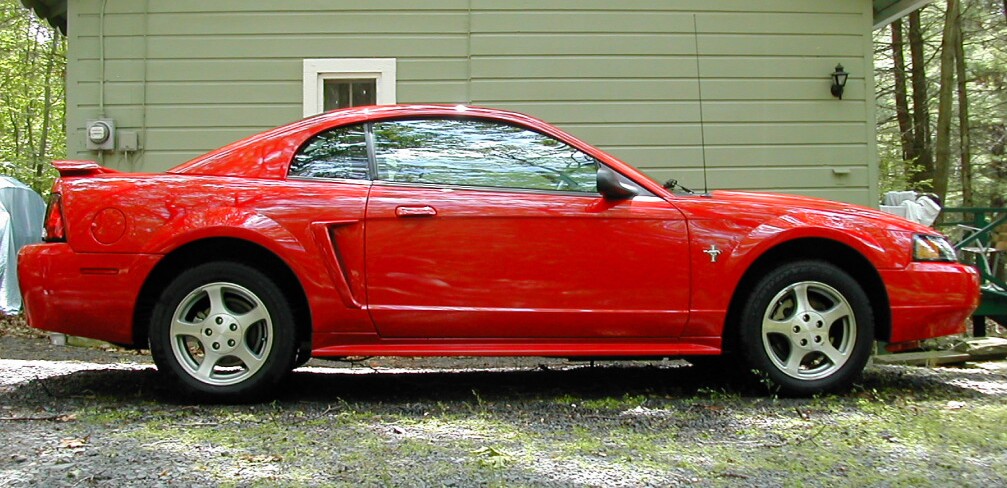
[364,117,690,338]
[278,123,373,332]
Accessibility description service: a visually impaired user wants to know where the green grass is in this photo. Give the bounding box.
[64,366,1007,486]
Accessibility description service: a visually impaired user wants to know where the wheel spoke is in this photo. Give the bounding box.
[204,284,228,316]
[764,318,793,336]
[235,306,269,330]
[791,283,813,315]
[195,350,222,381]
[783,348,806,376]
[820,342,849,366]
[820,303,852,327]
[170,317,198,338]
[232,343,265,372]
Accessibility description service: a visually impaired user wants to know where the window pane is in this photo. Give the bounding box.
[372,119,598,193]
[323,79,376,110]
[289,124,369,180]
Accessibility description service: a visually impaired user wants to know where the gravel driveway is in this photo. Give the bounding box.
[3,334,1007,487]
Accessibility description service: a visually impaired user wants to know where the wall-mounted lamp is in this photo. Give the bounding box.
[831,64,849,100]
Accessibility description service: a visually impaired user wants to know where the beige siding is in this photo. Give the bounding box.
[67,0,471,172]
[466,1,875,204]
[67,0,878,206]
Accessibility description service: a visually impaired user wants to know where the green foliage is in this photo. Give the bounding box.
[875,0,1007,207]
[0,0,65,195]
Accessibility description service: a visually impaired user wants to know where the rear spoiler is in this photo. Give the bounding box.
[52,160,120,177]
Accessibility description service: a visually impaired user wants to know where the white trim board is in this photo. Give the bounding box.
[302,58,397,117]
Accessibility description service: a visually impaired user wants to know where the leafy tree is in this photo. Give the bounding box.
[0,0,65,195]
[876,0,1007,208]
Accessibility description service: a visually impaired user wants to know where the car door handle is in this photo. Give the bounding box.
[395,205,438,218]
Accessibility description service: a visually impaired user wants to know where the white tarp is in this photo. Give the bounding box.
[880,191,941,227]
[0,177,45,314]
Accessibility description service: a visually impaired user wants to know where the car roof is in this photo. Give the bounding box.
[168,105,557,178]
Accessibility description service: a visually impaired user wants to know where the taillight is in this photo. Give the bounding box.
[43,193,66,242]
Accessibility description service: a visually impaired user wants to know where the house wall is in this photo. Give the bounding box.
[66,0,878,206]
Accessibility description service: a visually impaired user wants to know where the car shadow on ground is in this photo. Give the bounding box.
[2,359,999,408]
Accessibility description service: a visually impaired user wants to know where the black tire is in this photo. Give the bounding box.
[293,344,313,368]
[738,260,873,396]
[149,262,297,402]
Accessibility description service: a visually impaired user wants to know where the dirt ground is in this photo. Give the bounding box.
[2,327,1007,487]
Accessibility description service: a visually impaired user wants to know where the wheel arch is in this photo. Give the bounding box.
[132,237,312,352]
[722,237,891,353]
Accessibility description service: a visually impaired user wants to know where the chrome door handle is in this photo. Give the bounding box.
[395,205,438,217]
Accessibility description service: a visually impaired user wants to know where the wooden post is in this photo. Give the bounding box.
[973,316,987,338]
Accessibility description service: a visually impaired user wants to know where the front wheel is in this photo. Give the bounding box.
[738,260,874,396]
[149,262,297,402]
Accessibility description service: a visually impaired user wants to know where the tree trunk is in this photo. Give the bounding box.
[933,0,960,202]
[35,36,60,181]
[955,3,972,207]
[891,19,915,164]
[909,11,934,190]
[21,21,38,167]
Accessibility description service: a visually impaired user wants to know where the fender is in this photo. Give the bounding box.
[728,212,901,276]
[150,208,305,257]
[681,207,904,339]
[146,208,347,300]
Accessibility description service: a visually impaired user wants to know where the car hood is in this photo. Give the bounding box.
[697,190,935,234]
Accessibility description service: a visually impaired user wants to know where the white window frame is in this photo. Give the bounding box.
[302,58,397,117]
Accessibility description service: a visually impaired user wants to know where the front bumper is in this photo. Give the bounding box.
[18,243,161,346]
[881,262,981,343]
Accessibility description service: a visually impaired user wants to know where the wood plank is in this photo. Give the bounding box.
[483,102,701,124]
[559,124,703,147]
[472,12,863,35]
[703,122,869,145]
[643,167,868,191]
[471,57,699,80]
[471,80,699,102]
[873,351,971,366]
[398,82,469,104]
[470,0,862,14]
[76,59,469,83]
[470,34,696,56]
[699,34,864,57]
[76,0,471,15]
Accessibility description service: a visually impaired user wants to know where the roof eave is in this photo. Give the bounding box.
[20,0,67,34]
[22,1,931,38]
[873,0,934,29]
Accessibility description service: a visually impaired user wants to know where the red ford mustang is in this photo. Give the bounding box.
[18,105,979,400]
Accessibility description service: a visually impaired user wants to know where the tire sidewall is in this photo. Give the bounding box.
[739,260,874,395]
[149,262,297,402]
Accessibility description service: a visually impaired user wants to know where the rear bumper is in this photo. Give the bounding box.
[18,243,160,346]
[881,262,981,343]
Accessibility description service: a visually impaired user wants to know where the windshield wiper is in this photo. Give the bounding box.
[663,179,694,194]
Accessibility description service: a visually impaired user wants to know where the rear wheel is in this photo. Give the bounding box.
[738,260,873,395]
[150,262,297,402]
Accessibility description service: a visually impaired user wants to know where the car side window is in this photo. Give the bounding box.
[371,118,599,193]
[289,124,369,180]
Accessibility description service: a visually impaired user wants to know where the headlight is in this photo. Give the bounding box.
[913,234,957,262]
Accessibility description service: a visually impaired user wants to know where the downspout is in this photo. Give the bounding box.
[98,0,107,118]
[138,0,148,166]
[98,0,108,165]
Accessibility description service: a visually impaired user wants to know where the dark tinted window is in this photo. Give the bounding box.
[323,79,376,110]
[289,124,369,180]
[372,119,598,192]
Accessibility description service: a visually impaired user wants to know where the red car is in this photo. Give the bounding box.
[19,105,979,400]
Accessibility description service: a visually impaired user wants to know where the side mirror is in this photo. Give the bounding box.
[597,166,637,200]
